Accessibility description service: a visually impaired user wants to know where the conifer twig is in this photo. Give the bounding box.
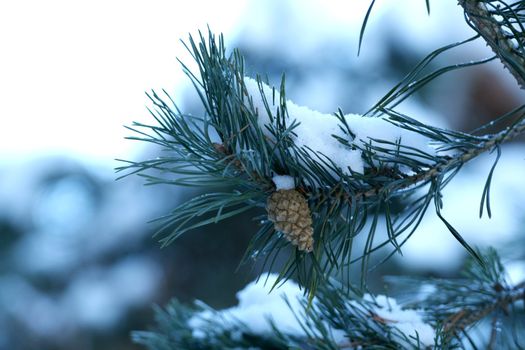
[459,0,525,89]
[354,117,525,201]
[443,283,524,333]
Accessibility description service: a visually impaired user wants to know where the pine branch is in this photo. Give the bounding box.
[126,2,525,349]
[119,26,525,291]
[387,248,525,348]
[354,114,525,201]
[135,249,524,349]
[442,285,524,333]
[459,0,525,89]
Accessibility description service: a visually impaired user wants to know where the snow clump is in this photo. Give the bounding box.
[188,274,306,338]
[243,77,437,176]
[272,175,295,190]
[188,275,436,348]
[361,294,436,347]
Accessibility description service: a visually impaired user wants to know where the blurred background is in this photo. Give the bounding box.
[1,1,524,349]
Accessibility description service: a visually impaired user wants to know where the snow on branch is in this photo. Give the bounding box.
[132,249,525,349]
[185,274,436,348]
[188,274,307,338]
[243,77,438,177]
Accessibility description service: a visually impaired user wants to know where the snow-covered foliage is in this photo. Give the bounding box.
[360,294,435,347]
[188,274,436,346]
[188,274,306,338]
[244,77,438,176]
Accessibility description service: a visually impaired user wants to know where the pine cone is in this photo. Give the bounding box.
[267,189,314,252]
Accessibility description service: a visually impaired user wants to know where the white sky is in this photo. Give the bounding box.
[0,0,247,165]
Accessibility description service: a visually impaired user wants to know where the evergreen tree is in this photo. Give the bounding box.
[119,1,525,348]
